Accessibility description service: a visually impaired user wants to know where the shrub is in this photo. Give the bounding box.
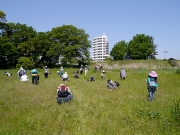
[16,57,35,69]
[168,60,176,67]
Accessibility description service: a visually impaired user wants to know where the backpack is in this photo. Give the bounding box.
[148,77,156,86]
[114,81,120,86]
[58,85,69,97]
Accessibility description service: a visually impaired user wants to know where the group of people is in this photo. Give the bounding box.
[15,64,158,103]
[17,66,50,84]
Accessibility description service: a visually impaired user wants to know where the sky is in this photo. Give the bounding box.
[1,0,180,60]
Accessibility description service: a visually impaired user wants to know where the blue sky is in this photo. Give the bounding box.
[1,0,180,60]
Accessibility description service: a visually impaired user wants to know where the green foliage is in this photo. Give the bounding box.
[176,69,180,74]
[128,34,158,60]
[16,57,35,69]
[110,40,128,60]
[0,10,7,23]
[168,60,176,67]
[172,99,180,126]
[49,25,91,65]
[0,36,18,68]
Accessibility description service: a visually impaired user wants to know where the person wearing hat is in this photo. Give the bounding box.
[101,70,106,79]
[56,84,73,103]
[147,71,158,100]
[17,66,26,79]
[62,72,69,81]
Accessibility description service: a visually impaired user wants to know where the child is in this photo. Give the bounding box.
[147,71,158,100]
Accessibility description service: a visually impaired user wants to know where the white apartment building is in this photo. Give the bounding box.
[92,33,109,61]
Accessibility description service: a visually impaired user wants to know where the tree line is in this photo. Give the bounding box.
[0,10,158,69]
[0,10,91,69]
[110,35,158,60]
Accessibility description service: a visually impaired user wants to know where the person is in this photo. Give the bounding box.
[30,68,39,84]
[120,68,126,80]
[80,67,83,74]
[88,75,95,81]
[20,74,28,82]
[59,67,64,77]
[101,70,106,79]
[17,66,26,79]
[147,71,158,100]
[107,80,118,89]
[99,64,103,70]
[62,72,69,81]
[95,65,98,72]
[74,71,79,78]
[85,66,88,76]
[56,84,73,103]
[4,71,12,76]
[43,66,50,78]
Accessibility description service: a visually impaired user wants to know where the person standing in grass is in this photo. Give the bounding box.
[120,68,126,80]
[147,71,158,100]
[85,65,88,75]
[43,66,50,78]
[30,68,39,84]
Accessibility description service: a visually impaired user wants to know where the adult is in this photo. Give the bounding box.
[20,74,28,82]
[147,71,158,100]
[120,68,126,80]
[62,72,69,81]
[88,75,95,81]
[85,65,88,76]
[56,84,73,103]
[17,67,26,79]
[30,68,39,84]
[43,66,50,78]
[99,64,103,70]
[107,80,118,89]
[101,70,106,79]
[74,71,79,78]
[80,67,83,74]
[59,67,64,77]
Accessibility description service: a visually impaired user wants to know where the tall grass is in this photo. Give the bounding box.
[0,62,180,135]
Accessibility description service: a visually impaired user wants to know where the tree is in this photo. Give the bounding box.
[0,10,7,23]
[0,10,7,36]
[127,34,158,59]
[110,40,128,60]
[48,25,91,66]
[0,36,18,68]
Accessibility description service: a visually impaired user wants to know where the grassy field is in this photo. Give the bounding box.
[0,60,180,135]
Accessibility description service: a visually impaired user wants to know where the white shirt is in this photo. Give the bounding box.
[62,73,68,78]
[21,75,28,81]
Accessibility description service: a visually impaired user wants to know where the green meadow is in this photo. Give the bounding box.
[0,60,180,135]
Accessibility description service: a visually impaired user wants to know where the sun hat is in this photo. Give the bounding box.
[149,71,158,77]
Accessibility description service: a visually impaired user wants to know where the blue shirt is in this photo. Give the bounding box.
[31,69,38,74]
[147,77,158,88]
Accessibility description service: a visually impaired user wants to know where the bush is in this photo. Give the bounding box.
[168,60,176,67]
[16,57,35,69]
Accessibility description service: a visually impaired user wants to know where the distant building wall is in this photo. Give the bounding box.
[92,33,109,61]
